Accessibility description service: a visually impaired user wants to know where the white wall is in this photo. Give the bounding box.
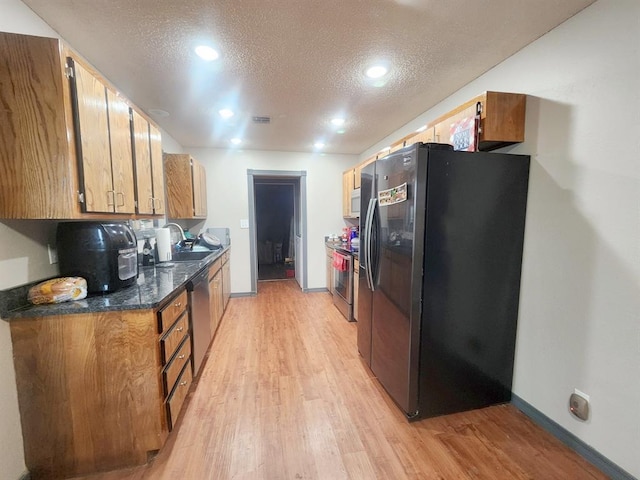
[188,148,357,293]
[363,0,640,476]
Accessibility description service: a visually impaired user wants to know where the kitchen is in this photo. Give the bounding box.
[0,1,639,479]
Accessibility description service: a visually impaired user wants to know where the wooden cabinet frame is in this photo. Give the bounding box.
[0,32,164,219]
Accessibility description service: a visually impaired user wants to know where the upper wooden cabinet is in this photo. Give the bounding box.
[0,32,163,219]
[404,127,436,149]
[164,154,208,219]
[149,124,166,215]
[354,155,375,190]
[373,91,526,160]
[431,91,526,151]
[132,110,166,215]
[192,160,208,218]
[342,168,356,218]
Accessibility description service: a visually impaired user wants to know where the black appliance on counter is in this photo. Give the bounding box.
[57,222,138,293]
[358,142,530,420]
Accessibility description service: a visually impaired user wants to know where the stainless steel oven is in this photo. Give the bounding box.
[332,249,354,321]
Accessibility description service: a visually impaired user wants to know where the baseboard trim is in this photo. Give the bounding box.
[229,292,255,298]
[304,287,328,293]
[511,394,636,480]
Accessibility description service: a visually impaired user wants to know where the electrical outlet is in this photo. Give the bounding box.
[47,244,58,264]
[569,389,590,421]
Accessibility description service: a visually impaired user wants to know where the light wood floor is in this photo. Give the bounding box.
[78,280,607,480]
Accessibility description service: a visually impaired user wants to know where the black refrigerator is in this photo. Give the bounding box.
[358,142,530,420]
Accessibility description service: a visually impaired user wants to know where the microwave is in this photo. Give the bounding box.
[350,188,361,216]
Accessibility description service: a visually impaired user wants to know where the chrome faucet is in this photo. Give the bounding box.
[163,223,186,245]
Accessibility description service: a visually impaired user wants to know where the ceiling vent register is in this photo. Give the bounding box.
[252,115,271,124]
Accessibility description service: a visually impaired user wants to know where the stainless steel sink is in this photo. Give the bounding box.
[170,250,214,262]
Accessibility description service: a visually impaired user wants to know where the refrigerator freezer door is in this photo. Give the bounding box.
[357,162,375,365]
[369,144,427,416]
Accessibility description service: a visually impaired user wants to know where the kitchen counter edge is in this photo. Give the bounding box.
[0,246,230,321]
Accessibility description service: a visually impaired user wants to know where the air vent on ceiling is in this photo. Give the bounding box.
[252,115,271,124]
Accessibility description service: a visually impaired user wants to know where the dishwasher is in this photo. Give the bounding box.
[187,268,211,376]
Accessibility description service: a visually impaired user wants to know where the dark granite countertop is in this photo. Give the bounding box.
[0,247,229,321]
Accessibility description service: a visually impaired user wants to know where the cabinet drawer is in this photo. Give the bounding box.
[163,335,191,395]
[160,312,188,364]
[167,362,192,431]
[159,289,188,333]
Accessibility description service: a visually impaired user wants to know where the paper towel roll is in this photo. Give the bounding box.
[156,228,172,262]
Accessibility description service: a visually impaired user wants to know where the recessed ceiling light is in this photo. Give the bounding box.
[219,109,234,119]
[314,142,325,150]
[415,125,427,132]
[195,45,219,61]
[336,129,346,135]
[366,65,388,79]
[331,117,345,126]
[230,138,242,145]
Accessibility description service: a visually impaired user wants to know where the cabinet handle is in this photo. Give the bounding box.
[179,381,187,387]
[107,190,116,206]
[178,354,185,360]
[176,326,184,333]
[116,192,125,207]
[174,302,182,308]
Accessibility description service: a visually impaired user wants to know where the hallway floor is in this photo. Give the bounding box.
[257,262,290,281]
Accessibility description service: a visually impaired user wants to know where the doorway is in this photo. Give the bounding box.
[255,183,294,281]
[247,170,307,294]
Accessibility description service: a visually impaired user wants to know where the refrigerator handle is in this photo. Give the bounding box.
[364,197,377,291]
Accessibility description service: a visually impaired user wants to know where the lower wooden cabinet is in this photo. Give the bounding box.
[158,289,192,431]
[166,361,193,430]
[208,258,224,338]
[9,288,193,479]
[326,245,335,294]
[222,250,231,310]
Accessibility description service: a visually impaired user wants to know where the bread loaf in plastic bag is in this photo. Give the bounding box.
[28,277,88,305]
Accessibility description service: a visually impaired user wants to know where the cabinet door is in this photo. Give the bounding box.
[192,159,207,218]
[433,103,477,148]
[73,60,113,213]
[342,169,354,218]
[404,127,435,147]
[355,156,376,190]
[208,270,222,336]
[389,140,405,154]
[222,257,231,310]
[164,154,193,218]
[106,88,135,213]
[132,109,153,214]
[149,124,166,215]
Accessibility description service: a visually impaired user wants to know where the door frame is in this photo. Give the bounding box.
[247,169,308,294]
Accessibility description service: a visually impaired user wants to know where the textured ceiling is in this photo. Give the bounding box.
[22,0,595,154]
